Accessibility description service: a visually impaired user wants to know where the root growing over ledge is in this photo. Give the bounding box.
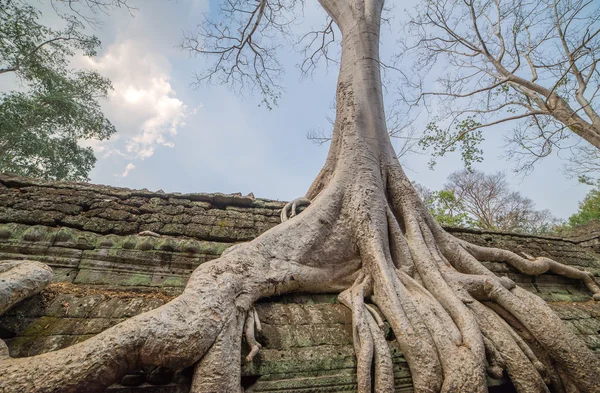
[0,260,53,316]
[1,0,600,392]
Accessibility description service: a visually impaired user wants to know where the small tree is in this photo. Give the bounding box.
[397,0,600,175]
[568,186,600,227]
[415,183,470,227]
[0,0,117,181]
[417,170,558,234]
[446,169,558,233]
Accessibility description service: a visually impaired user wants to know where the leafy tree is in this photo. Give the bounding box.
[0,0,116,181]
[3,1,600,393]
[448,170,559,234]
[397,0,600,177]
[414,183,470,227]
[567,187,600,227]
[417,170,559,234]
[428,189,470,227]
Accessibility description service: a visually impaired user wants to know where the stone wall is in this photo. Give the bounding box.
[561,220,600,254]
[1,174,600,393]
[0,173,283,241]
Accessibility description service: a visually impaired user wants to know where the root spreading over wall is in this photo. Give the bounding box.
[1,0,600,392]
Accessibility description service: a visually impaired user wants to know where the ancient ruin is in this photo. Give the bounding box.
[1,173,599,392]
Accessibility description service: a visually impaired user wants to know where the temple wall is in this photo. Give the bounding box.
[1,174,600,393]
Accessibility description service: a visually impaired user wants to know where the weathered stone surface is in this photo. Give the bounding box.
[1,174,600,392]
[0,173,283,242]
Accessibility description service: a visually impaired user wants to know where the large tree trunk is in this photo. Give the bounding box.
[2,1,600,392]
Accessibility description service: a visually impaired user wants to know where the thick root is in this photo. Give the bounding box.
[0,181,361,393]
[244,308,262,362]
[0,260,53,358]
[460,242,600,299]
[2,162,600,393]
[339,274,394,393]
[0,260,53,316]
[366,308,394,393]
[0,207,359,393]
[339,274,375,393]
[329,162,600,393]
[365,241,444,393]
[4,0,599,389]
[469,301,549,393]
[190,310,246,393]
[481,336,505,380]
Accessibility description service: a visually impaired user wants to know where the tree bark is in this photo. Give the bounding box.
[1,1,600,392]
[0,260,53,315]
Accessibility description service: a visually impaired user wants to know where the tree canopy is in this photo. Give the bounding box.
[417,169,558,234]
[0,0,116,181]
[567,186,600,227]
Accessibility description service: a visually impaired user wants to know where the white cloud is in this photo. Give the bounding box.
[119,163,136,177]
[80,40,188,162]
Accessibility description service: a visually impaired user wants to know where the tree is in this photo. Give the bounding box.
[567,186,600,227]
[415,183,471,227]
[2,1,600,392]
[416,170,559,234]
[445,169,558,234]
[396,0,600,176]
[0,0,116,181]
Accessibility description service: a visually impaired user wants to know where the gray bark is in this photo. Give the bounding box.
[0,260,52,315]
[1,1,600,392]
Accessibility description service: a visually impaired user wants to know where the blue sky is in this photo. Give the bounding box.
[31,0,594,219]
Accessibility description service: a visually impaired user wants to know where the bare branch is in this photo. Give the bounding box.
[297,18,338,76]
[394,0,600,174]
[180,0,306,108]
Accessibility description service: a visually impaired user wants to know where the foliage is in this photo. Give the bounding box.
[417,169,560,234]
[567,187,600,227]
[419,119,484,170]
[415,183,470,227]
[0,0,115,181]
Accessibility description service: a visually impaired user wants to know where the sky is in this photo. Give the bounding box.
[25,0,595,219]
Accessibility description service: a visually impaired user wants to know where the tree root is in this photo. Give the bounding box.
[323,163,600,393]
[190,310,246,393]
[244,308,262,362]
[481,335,505,380]
[2,167,600,393]
[459,242,600,300]
[468,301,549,392]
[0,261,53,366]
[0,260,53,316]
[280,197,311,222]
[190,306,263,392]
[4,0,599,389]
[339,274,394,393]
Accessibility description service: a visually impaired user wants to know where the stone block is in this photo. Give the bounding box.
[88,298,131,318]
[150,273,187,288]
[550,303,592,319]
[74,269,153,287]
[46,294,106,318]
[571,318,600,335]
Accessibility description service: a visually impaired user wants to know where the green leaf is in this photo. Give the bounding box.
[0,0,115,181]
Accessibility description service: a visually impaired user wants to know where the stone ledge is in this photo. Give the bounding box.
[4,287,600,392]
[2,175,600,392]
